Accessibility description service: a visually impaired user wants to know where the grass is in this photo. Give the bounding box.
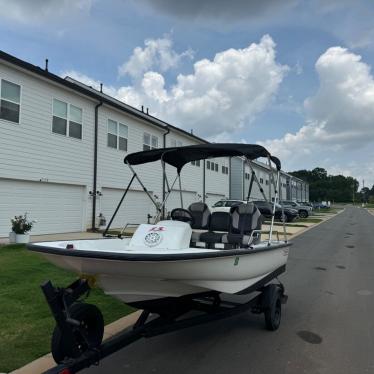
[313,208,339,214]
[0,244,133,373]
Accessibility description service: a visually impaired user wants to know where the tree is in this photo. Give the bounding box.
[289,168,359,202]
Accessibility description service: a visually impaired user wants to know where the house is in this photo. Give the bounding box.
[0,50,308,238]
[230,158,309,202]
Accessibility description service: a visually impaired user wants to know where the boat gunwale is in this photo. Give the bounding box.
[27,241,291,262]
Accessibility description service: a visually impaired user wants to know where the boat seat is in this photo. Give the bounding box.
[222,203,262,247]
[188,202,211,230]
[200,212,231,244]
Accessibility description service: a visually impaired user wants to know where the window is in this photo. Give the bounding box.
[226,201,242,207]
[260,178,264,184]
[191,160,200,167]
[52,99,67,135]
[222,166,229,174]
[215,163,218,172]
[143,132,158,150]
[1,79,21,123]
[107,119,128,151]
[245,172,251,180]
[171,138,182,147]
[69,105,82,139]
[265,180,269,185]
[52,99,82,139]
[207,161,211,170]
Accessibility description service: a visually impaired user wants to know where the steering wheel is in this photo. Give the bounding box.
[170,208,195,226]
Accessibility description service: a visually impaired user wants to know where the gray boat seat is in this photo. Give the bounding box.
[222,203,262,247]
[188,202,211,230]
[200,212,231,243]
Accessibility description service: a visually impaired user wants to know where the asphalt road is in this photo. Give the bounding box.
[85,207,374,374]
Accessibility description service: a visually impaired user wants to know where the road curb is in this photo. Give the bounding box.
[9,310,143,374]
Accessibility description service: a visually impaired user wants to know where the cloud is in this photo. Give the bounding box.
[65,35,288,139]
[118,35,193,79]
[260,46,374,184]
[137,0,297,21]
[0,0,93,24]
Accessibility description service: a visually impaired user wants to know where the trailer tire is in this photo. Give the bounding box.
[263,285,282,331]
[51,303,104,363]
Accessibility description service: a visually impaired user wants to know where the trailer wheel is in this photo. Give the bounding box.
[51,303,104,363]
[262,285,282,331]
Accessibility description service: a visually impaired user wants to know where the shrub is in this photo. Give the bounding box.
[11,213,35,234]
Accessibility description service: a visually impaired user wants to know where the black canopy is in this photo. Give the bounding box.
[124,143,281,172]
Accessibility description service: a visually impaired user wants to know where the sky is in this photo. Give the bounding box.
[1,0,374,187]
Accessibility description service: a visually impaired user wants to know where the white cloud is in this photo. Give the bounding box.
[0,0,93,24]
[118,36,193,79]
[260,46,374,185]
[65,35,288,140]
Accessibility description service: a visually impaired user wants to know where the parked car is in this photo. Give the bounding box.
[298,201,313,209]
[211,199,245,212]
[252,200,299,222]
[313,202,329,209]
[280,200,312,218]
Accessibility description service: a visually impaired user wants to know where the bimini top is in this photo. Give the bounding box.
[124,143,281,172]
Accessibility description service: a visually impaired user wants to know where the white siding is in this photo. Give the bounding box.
[165,190,197,213]
[100,188,155,229]
[0,62,95,187]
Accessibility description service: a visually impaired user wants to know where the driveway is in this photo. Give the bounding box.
[85,207,374,374]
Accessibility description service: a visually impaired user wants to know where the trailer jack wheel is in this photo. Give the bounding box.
[262,284,282,331]
[51,303,104,363]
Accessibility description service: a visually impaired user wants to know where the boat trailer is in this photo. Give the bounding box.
[40,266,287,374]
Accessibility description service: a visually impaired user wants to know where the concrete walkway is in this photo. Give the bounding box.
[0,231,102,245]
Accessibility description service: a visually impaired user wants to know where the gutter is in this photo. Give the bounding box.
[91,100,103,231]
[162,127,170,218]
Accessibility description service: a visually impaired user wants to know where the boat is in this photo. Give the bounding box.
[28,143,290,306]
[27,143,291,372]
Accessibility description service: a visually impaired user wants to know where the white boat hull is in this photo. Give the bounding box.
[37,239,290,303]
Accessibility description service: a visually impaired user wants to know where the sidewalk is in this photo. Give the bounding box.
[0,231,102,245]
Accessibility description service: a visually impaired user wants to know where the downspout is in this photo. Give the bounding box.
[228,157,232,199]
[162,127,170,219]
[242,160,245,200]
[203,160,206,203]
[91,100,103,231]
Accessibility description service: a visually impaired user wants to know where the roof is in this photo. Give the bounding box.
[125,143,281,172]
[0,50,208,144]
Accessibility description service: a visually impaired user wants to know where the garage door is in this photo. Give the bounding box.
[100,188,154,229]
[205,193,225,208]
[165,190,197,214]
[0,179,85,237]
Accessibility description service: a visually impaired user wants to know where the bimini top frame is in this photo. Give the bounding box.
[103,143,286,244]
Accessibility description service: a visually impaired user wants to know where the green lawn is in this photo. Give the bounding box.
[313,208,339,214]
[0,244,133,373]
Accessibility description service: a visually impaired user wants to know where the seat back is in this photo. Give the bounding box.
[188,202,210,229]
[209,212,231,232]
[229,203,262,235]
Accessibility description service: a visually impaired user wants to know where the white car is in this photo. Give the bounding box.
[211,199,246,213]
